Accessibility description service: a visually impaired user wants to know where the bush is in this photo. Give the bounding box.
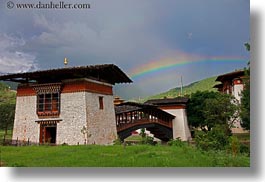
[141,136,156,145]
[113,137,122,145]
[228,136,240,156]
[239,143,250,156]
[167,137,186,147]
[195,124,231,151]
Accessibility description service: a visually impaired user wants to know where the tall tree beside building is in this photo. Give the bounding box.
[240,43,250,130]
[187,91,237,132]
[0,82,16,134]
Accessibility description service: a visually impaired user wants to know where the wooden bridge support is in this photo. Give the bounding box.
[115,105,174,141]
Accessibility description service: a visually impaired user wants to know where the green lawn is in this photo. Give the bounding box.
[0,145,250,167]
[125,135,142,141]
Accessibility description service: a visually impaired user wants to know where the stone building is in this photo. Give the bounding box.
[0,64,132,145]
[214,70,247,133]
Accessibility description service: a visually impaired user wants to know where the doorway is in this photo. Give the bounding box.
[40,124,57,144]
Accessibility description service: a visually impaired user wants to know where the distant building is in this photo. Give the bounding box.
[214,70,245,102]
[0,64,132,145]
[113,96,125,106]
[214,70,247,133]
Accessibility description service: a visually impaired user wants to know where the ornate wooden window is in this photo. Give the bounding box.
[33,83,61,117]
[37,93,60,116]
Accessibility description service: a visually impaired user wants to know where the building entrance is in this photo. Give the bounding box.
[39,124,57,144]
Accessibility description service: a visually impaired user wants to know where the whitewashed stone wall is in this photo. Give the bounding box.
[233,84,244,103]
[58,92,117,145]
[12,96,40,143]
[85,92,117,145]
[162,108,191,141]
[231,83,246,133]
[57,92,87,145]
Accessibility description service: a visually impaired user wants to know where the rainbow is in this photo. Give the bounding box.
[129,56,247,80]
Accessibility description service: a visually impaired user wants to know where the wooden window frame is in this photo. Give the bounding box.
[99,96,104,110]
[37,93,60,116]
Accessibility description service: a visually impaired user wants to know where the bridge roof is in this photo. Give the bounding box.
[115,102,175,119]
[144,97,189,106]
[0,64,132,85]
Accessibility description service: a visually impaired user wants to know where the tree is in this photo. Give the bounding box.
[195,124,231,151]
[187,91,238,132]
[187,91,216,131]
[139,128,146,138]
[0,102,15,135]
[0,82,16,135]
[240,43,250,130]
[240,86,250,130]
[203,93,239,130]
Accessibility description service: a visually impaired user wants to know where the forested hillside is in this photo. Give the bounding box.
[141,76,219,102]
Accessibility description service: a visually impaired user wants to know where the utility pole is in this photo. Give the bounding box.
[180,76,183,96]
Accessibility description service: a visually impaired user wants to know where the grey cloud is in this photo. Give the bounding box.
[0,0,249,98]
[0,34,38,73]
[20,8,169,69]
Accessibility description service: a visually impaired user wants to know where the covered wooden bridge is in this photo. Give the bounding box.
[115,102,175,141]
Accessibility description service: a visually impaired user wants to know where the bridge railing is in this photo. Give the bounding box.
[116,110,172,132]
[116,119,172,132]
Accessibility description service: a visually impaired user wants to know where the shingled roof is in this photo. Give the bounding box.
[213,83,223,88]
[115,102,175,119]
[144,97,189,106]
[215,70,245,82]
[0,64,132,84]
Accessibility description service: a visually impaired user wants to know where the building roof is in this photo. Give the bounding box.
[115,102,158,114]
[213,83,223,88]
[215,70,245,82]
[115,102,175,119]
[0,64,132,84]
[144,97,189,106]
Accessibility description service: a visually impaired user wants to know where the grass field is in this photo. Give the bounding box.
[0,144,250,167]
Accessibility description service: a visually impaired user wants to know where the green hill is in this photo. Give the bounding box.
[141,76,219,102]
[0,82,16,104]
[1,81,18,90]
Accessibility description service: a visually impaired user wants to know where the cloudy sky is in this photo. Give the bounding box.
[0,0,249,99]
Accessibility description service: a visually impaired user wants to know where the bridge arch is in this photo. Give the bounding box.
[115,102,175,141]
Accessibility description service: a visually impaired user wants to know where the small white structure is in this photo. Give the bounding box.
[145,98,191,141]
